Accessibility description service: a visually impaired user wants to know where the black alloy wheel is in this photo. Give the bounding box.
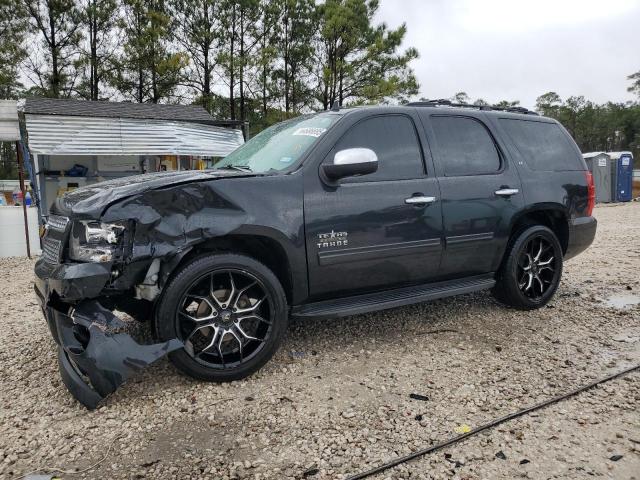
[516,235,557,299]
[493,225,563,310]
[176,269,272,369]
[156,254,288,381]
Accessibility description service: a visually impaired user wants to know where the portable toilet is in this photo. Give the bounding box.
[608,152,634,202]
[582,152,613,203]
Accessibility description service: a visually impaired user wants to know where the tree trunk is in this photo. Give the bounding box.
[48,2,59,98]
[283,13,289,113]
[239,7,245,124]
[261,34,267,118]
[202,1,211,111]
[90,1,98,100]
[229,3,236,120]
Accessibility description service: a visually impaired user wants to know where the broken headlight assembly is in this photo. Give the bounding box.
[69,221,127,263]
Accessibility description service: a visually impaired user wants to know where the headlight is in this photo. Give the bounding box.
[69,221,127,263]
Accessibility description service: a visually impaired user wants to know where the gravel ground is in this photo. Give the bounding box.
[1,203,639,480]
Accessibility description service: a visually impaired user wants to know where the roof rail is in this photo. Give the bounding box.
[406,99,539,116]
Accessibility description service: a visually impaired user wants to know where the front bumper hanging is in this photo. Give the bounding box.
[43,299,182,409]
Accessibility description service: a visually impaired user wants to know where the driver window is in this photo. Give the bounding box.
[328,115,425,182]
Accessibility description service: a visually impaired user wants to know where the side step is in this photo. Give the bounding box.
[291,274,495,320]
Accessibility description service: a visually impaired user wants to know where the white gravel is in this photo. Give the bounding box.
[0,203,639,479]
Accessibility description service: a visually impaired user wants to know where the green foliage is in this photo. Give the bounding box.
[75,0,119,100]
[628,71,640,99]
[25,0,83,98]
[493,99,520,108]
[0,0,28,98]
[112,0,188,103]
[535,91,640,159]
[316,0,419,109]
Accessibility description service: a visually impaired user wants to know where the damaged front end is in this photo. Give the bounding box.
[34,170,296,409]
[34,210,186,409]
[47,300,182,409]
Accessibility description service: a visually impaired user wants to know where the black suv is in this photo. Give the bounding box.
[35,103,597,408]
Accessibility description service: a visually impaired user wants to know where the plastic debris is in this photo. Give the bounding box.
[303,466,320,477]
[409,393,429,401]
[454,424,472,434]
[609,455,623,462]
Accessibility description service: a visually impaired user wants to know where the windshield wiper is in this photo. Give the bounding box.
[217,164,253,172]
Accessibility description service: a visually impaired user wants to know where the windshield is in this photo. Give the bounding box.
[213,113,339,173]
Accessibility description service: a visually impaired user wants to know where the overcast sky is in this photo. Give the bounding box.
[376,0,640,108]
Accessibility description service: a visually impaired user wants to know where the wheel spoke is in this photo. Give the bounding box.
[534,275,544,294]
[228,326,245,360]
[235,295,266,314]
[522,272,533,292]
[209,275,226,310]
[223,272,237,308]
[538,256,554,266]
[235,320,260,341]
[232,281,257,309]
[519,253,532,271]
[196,326,222,357]
[534,240,545,262]
[185,323,214,344]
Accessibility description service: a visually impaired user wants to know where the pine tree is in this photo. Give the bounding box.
[77,0,119,100]
[316,0,419,109]
[170,0,221,112]
[24,0,83,98]
[113,0,187,103]
[276,0,316,114]
[0,0,28,98]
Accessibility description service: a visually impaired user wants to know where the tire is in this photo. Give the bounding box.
[155,253,288,382]
[492,225,563,310]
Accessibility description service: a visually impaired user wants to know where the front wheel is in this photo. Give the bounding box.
[155,253,288,382]
[493,225,563,310]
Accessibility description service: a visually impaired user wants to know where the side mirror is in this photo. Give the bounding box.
[321,148,378,182]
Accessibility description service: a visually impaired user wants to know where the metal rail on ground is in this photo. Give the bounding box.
[347,363,640,480]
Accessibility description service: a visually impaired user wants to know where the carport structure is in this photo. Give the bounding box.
[22,98,245,217]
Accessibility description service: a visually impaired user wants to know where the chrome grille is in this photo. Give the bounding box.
[42,237,63,264]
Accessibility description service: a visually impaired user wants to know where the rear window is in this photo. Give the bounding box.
[499,119,582,171]
[430,116,501,176]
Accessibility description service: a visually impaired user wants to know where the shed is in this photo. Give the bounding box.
[22,98,245,216]
[607,151,634,202]
[582,152,613,203]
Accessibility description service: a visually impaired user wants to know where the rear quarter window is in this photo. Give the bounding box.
[499,119,583,171]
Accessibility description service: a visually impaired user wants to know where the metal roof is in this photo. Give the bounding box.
[23,98,241,127]
[608,151,633,160]
[25,114,244,157]
[582,152,608,159]
[0,100,20,141]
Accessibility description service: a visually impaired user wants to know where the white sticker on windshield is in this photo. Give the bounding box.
[293,127,327,138]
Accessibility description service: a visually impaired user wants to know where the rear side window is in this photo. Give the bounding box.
[430,116,501,176]
[499,119,582,171]
[332,115,424,182]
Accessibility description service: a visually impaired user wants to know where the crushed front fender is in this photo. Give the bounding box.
[47,300,182,409]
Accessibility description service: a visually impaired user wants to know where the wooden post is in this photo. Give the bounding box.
[15,141,31,259]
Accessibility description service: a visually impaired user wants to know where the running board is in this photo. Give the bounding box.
[291,274,495,320]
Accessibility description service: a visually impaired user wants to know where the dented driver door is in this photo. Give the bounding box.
[303,112,443,300]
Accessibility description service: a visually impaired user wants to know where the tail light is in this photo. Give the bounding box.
[585,171,595,216]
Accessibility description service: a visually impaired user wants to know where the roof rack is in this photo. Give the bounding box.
[406,99,538,116]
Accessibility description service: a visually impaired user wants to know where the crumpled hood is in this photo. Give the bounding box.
[56,169,253,218]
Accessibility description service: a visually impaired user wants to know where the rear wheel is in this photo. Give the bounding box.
[155,253,288,381]
[493,225,563,310]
